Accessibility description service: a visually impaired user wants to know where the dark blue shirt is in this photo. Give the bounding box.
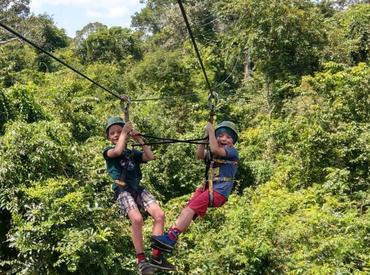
[103,147,144,191]
[211,146,239,198]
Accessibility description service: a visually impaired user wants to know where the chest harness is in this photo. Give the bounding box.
[203,152,238,207]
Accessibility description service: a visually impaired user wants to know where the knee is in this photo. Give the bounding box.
[130,215,144,227]
[152,209,165,223]
[183,207,195,215]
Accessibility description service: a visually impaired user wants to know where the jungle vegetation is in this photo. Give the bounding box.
[0,0,369,274]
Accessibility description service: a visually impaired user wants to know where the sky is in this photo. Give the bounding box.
[29,0,145,37]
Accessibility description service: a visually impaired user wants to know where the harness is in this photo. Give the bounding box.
[114,151,145,211]
[203,157,238,207]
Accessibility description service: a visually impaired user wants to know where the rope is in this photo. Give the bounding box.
[176,0,219,123]
[176,0,214,99]
[0,21,123,100]
[118,94,208,146]
[0,21,218,146]
[132,134,208,146]
[140,134,206,142]
[132,140,208,146]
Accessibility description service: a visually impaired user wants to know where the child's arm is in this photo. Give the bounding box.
[106,122,132,158]
[206,122,227,157]
[196,126,208,159]
[130,129,155,162]
[196,144,206,160]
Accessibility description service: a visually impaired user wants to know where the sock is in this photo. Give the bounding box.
[151,247,161,258]
[168,227,181,241]
[136,252,146,263]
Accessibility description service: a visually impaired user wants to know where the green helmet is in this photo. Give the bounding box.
[105,116,125,135]
[215,121,238,143]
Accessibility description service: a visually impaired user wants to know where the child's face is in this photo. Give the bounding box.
[216,132,234,147]
[107,124,123,144]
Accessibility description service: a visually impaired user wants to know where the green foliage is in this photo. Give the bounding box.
[324,4,370,64]
[32,15,70,72]
[3,83,47,123]
[1,0,370,273]
[0,44,37,87]
[164,183,369,274]
[0,121,76,209]
[142,143,204,202]
[278,63,370,191]
[0,82,47,133]
[0,90,13,134]
[75,26,142,66]
[218,0,327,81]
[53,95,101,142]
[8,178,133,274]
[0,0,30,41]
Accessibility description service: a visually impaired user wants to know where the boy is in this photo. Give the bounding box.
[103,116,175,274]
[151,121,239,253]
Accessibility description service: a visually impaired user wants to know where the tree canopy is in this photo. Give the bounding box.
[0,0,369,274]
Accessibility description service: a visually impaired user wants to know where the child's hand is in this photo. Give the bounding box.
[202,125,209,138]
[120,94,129,101]
[122,121,133,134]
[130,129,142,142]
[206,122,214,133]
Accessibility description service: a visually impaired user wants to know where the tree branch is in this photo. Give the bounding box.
[0,37,19,45]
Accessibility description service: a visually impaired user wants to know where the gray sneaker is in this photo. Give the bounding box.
[151,254,176,271]
[138,260,155,275]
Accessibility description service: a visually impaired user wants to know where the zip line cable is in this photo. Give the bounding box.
[0,21,123,100]
[176,0,213,98]
[0,22,206,146]
[139,134,206,143]
[0,21,226,146]
[130,133,207,146]
[0,21,230,106]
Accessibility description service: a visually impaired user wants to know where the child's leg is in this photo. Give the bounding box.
[174,207,196,232]
[186,187,210,219]
[146,204,165,259]
[146,203,165,236]
[127,208,145,255]
[167,187,208,235]
[145,198,176,270]
[117,190,155,274]
[117,190,145,256]
[140,190,165,255]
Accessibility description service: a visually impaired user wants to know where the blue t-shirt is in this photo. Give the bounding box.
[210,146,239,198]
[103,147,144,191]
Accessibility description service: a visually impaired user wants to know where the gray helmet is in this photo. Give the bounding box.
[105,116,125,135]
[215,121,238,143]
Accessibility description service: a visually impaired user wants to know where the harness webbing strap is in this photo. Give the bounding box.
[115,179,126,187]
[212,177,234,182]
[213,159,238,165]
[207,160,215,207]
[205,158,238,207]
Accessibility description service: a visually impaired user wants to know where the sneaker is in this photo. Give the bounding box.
[151,234,176,252]
[151,254,176,271]
[150,236,172,253]
[138,260,155,275]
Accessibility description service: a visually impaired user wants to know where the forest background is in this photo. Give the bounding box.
[0,0,369,274]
